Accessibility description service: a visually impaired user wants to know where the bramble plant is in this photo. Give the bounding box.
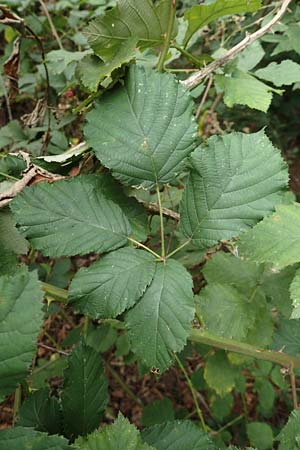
[1,0,300,448]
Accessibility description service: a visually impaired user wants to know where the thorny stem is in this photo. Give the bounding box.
[156,184,165,258]
[174,353,209,431]
[40,283,300,369]
[157,0,177,72]
[190,329,300,369]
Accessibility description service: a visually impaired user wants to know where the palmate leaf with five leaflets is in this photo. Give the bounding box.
[0,268,44,402]
[85,65,197,188]
[125,259,195,372]
[183,0,261,46]
[179,130,288,250]
[10,176,131,258]
[69,248,156,319]
[62,342,108,439]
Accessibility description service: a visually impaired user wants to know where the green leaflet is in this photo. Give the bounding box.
[261,266,296,318]
[272,319,300,357]
[179,130,288,249]
[10,175,131,258]
[85,0,177,59]
[246,422,273,450]
[199,252,273,346]
[210,393,233,422]
[215,71,282,112]
[76,413,155,450]
[196,284,256,341]
[85,65,197,188]
[184,0,261,46]
[69,248,156,319]
[277,407,300,450]
[255,60,300,87]
[78,40,137,92]
[204,352,237,397]
[18,388,62,435]
[202,252,263,291]
[239,203,300,269]
[290,269,300,319]
[0,268,44,402]
[0,209,28,255]
[237,41,265,72]
[142,420,215,449]
[0,427,72,450]
[46,49,92,77]
[93,172,149,242]
[125,259,195,372]
[141,398,175,427]
[62,342,108,439]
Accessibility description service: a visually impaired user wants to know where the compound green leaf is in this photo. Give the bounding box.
[85,65,197,188]
[277,407,300,450]
[85,0,176,60]
[0,268,44,402]
[62,342,108,439]
[76,413,154,450]
[0,427,72,450]
[180,131,288,249]
[142,420,215,450]
[239,203,300,270]
[196,284,255,341]
[255,60,300,87]
[247,422,273,450]
[125,259,195,372]
[290,269,300,319]
[69,248,156,319]
[184,0,261,46]
[11,176,131,258]
[18,388,62,435]
[204,352,237,397]
[215,71,281,112]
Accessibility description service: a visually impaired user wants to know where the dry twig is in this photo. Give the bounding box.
[0,151,65,208]
[182,0,293,89]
